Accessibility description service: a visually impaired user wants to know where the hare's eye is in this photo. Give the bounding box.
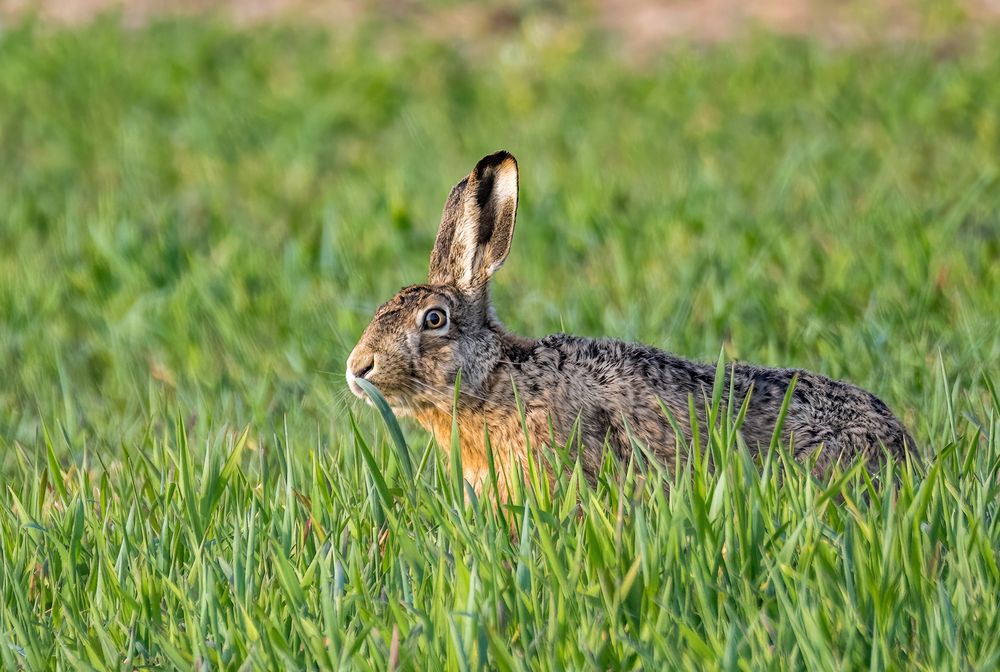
[422,309,447,330]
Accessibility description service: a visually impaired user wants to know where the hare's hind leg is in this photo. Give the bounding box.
[790,436,848,476]
[794,428,910,478]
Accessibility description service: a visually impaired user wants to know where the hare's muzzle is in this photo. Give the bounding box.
[345,348,376,400]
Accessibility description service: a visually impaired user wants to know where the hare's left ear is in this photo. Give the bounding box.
[428,151,518,292]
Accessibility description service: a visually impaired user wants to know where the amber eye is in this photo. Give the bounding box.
[422,308,447,330]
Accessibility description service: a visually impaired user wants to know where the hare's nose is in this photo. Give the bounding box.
[353,359,374,379]
[347,347,376,380]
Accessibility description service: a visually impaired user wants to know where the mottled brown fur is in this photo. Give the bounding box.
[347,151,915,497]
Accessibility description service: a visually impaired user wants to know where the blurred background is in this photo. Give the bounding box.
[0,0,998,454]
[5,0,1000,46]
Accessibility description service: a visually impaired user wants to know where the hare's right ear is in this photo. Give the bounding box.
[428,151,518,293]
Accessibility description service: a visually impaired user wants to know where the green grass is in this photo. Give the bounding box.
[1,15,999,670]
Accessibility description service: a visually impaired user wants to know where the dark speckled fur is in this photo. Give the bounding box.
[515,334,913,473]
[347,151,915,496]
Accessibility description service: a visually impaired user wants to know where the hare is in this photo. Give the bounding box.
[346,151,914,495]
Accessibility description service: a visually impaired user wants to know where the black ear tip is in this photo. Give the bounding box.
[474,150,517,175]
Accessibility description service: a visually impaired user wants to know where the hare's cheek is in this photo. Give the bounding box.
[439,359,462,388]
[416,348,455,388]
[404,331,422,360]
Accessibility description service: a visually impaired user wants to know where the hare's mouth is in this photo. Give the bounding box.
[345,369,374,406]
[348,381,370,403]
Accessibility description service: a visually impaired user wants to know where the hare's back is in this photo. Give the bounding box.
[533,334,913,467]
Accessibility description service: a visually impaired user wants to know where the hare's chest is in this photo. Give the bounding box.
[414,407,541,493]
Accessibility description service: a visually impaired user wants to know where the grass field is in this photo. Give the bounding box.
[1,14,999,670]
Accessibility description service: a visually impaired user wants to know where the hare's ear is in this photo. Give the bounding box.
[428,151,518,292]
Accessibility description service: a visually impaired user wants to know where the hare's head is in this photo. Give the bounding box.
[346,151,519,414]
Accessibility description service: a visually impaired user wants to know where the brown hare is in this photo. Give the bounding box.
[346,151,914,496]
